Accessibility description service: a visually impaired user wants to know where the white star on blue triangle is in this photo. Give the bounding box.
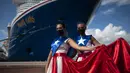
[78,37,86,45]
[53,40,60,46]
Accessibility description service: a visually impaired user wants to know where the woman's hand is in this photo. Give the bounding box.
[87,46,96,50]
[93,44,104,50]
[45,50,52,73]
[95,44,103,47]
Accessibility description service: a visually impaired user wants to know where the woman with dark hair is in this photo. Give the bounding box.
[45,23,100,73]
[75,22,101,62]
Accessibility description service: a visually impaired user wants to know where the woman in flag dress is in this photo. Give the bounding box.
[75,22,101,62]
[45,23,101,73]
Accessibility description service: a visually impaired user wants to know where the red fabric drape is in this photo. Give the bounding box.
[106,38,130,73]
[52,46,120,73]
[51,38,130,73]
[75,45,120,73]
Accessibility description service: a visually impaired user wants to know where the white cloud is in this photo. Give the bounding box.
[102,0,118,6]
[102,8,115,15]
[0,30,8,37]
[0,30,8,46]
[86,23,130,45]
[101,0,130,6]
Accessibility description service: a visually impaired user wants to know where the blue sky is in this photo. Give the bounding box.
[86,0,130,44]
[0,0,16,40]
[0,0,16,29]
[0,0,130,44]
[88,3,130,33]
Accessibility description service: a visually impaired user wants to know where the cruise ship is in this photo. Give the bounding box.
[0,0,101,72]
[5,0,101,61]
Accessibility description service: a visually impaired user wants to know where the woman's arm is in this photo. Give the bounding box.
[67,38,96,51]
[45,50,52,73]
[91,36,101,46]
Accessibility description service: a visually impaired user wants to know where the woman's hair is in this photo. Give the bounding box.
[77,21,86,28]
[56,20,66,28]
[56,20,68,36]
[77,21,86,25]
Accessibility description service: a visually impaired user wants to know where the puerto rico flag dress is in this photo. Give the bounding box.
[76,35,93,62]
[46,37,128,73]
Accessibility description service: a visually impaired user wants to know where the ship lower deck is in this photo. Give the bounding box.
[0,61,46,73]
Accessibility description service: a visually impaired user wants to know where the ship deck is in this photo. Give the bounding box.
[0,61,47,73]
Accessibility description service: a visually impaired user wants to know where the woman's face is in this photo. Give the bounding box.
[56,24,65,36]
[77,24,86,35]
[77,24,86,30]
[56,24,64,31]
